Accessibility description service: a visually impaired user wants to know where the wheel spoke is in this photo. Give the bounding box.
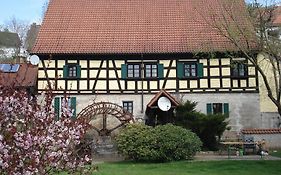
[102,113,107,130]
[108,123,126,133]
[92,126,101,134]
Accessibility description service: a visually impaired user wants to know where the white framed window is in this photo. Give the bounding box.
[123,101,133,114]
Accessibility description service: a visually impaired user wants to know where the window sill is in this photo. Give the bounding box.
[123,77,163,80]
[64,77,80,80]
[231,76,248,79]
[179,77,200,80]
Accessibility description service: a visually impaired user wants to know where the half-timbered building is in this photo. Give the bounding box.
[32,0,260,132]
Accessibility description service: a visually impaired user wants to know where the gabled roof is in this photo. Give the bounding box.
[32,0,256,55]
[0,31,20,48]
[0,64,38,88]
[147,89,179,108]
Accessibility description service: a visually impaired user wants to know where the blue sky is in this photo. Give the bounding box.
[0,0,48,25]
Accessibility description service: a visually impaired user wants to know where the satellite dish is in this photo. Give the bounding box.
[157,96,171,111]
[29,55,40,65]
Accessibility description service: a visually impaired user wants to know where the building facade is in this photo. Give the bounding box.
[32,0,260,132]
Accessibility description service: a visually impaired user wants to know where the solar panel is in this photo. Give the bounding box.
[0,64,20,73]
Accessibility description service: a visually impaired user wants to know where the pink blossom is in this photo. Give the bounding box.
[0,89,92,174]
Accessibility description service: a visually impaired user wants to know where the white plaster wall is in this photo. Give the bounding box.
[245,134,281,149]
[180,93,261,131]
[75,93,261,132]
[261,112,280,128]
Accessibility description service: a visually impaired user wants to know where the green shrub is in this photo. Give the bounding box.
[116,123,202,162]
[175,100,229,150]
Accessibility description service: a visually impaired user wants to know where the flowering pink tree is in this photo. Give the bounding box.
[0,89,92,174]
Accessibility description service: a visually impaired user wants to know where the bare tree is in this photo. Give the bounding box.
[3,17,29,62]
[41,0,50,21]
[5,16,29,46]
[25,23,40,51]
[193,0,281,121]
[0,24,4,31]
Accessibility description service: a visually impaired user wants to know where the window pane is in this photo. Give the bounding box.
[128,69,133,74]
[123,101,133,113]
[184,63,197,77]
[239,64,245,76]
[191,69,196,76]
[232,61,247,77]
[134,72,139,77]
[127,64,140,78]
[213,103,223,114]
[68,65,78,77]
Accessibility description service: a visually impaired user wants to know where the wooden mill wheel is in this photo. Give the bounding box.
[77,102,134,136]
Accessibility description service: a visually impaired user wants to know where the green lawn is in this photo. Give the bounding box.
[92,160,281,175]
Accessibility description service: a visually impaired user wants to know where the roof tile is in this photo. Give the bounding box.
[241,128,281,135]
[32,0,257,54]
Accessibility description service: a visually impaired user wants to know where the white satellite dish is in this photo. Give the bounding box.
[157,96,171,111]
[29,55,40,65]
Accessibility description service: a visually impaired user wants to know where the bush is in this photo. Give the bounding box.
[175,100,229,150]
[116,124,202,162]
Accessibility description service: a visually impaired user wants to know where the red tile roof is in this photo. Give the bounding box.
[32,0,256,54]
[241,128,281,135]
[0,64,38,87]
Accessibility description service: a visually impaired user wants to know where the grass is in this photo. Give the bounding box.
[91,160,281,175]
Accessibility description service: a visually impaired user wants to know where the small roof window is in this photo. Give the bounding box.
[0,64,20,73]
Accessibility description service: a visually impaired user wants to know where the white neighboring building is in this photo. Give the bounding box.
[0,31,24,60]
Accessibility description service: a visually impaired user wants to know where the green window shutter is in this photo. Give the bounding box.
[70,97,77,119]
[76,65,81,78]
[223,103,229,118]
[54,97,60,120]
[157,64,164,78]
[207,103,212,114]
[63,65,68,78]
[121,64,127,79]
[177,62,184,78]
[197,63,203,77]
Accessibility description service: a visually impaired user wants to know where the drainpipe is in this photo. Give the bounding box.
[141,53,144,113]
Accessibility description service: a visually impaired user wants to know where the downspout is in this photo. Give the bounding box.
[141,53,144,113]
